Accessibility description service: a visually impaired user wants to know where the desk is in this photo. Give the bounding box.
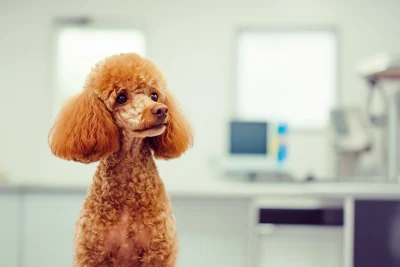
[1,180,400,267]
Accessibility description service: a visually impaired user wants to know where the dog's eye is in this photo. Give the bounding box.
[150,92,158,102]
[116,93,127,105]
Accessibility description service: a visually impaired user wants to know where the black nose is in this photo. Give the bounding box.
[151,104,168,119]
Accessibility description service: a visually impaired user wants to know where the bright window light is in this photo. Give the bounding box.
[236,30,337,129]
[53,27,145,117]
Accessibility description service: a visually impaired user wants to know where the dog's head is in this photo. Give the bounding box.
[49,53,193,163]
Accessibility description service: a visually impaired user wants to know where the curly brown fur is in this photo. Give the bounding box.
[48,53,193,266]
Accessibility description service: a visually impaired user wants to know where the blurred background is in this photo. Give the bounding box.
[2,0,400,266]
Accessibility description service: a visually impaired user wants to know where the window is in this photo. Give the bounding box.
[236,30,337,130]
[53,24,145,118]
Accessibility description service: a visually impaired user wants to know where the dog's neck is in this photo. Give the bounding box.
[95,133,162,189]
[110,137,151,165]
[90,134,166,208]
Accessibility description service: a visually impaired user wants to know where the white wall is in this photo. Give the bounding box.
[1,0,400,186]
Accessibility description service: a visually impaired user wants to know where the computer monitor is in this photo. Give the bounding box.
[229,121,268,156]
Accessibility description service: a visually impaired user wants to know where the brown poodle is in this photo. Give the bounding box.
[48,53,193,267]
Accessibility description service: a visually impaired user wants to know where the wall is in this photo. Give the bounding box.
[1,0,400,186]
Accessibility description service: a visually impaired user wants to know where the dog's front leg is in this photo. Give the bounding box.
[140,238,178,267]
[72,221,112,267]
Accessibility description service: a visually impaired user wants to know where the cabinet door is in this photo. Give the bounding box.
[22,193,84,267]
[0,194,19,267]
[258,225,343,267]
[354,200,400,267]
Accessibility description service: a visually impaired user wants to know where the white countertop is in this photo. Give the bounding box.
[167,179,400,199]
[2,178,400,199]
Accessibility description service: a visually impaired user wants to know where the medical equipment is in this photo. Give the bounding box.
[330,107,373,178]
[356,53,400,182]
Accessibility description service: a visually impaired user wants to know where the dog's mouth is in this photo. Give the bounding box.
[134,123,167,137]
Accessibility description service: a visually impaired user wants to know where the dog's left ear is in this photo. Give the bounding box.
[150,91,193,159]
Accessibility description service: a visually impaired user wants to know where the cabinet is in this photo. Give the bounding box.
[251,197,344,267]
[258,225,343,267]
[354,200,400,267]
[22,193,84,267]
[0,194,19,267]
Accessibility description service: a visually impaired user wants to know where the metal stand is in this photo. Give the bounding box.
[357,53,400,182]
[366,78,400,182]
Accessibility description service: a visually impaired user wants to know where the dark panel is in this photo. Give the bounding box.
[354,200,400,267]
[259,208,343,226]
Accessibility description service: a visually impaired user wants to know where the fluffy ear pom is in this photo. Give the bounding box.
[150,91,193,159]
[48,92,119,163]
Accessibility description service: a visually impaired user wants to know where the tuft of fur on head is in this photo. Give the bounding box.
[86,53,166,102]
[48,92,119,163]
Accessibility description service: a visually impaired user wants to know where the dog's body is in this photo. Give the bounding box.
[49,53,192,266]
[74,141,178,266]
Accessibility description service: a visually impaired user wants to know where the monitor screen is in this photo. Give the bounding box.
[230,121,267,155]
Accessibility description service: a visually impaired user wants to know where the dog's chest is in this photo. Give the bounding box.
[103,209,149,258]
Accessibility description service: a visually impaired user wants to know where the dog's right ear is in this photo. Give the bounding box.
[150,90,193,159]
[48,92,120,163]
